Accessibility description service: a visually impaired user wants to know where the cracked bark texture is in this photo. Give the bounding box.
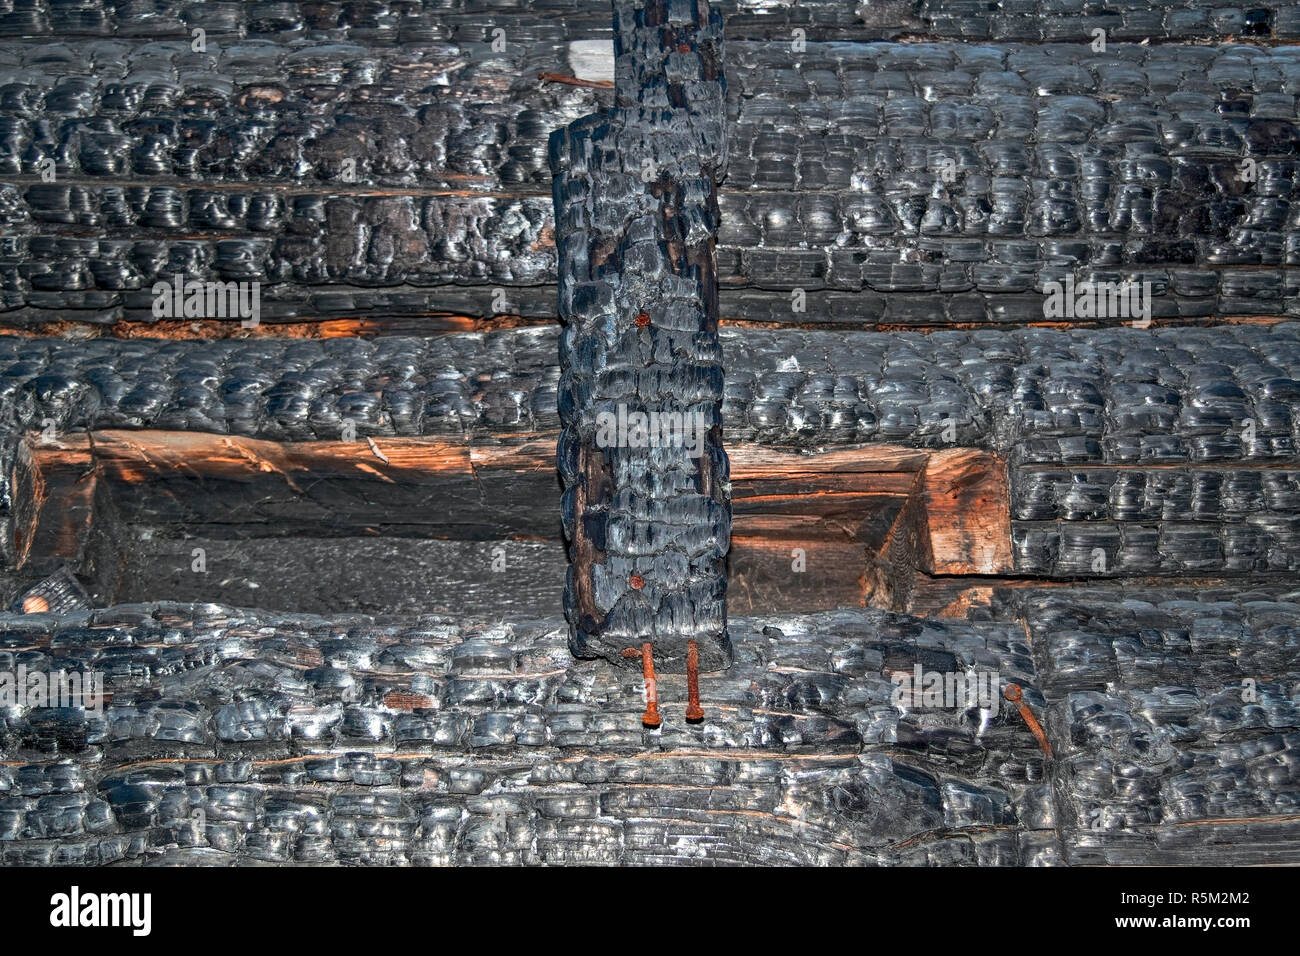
[552,0,729,672]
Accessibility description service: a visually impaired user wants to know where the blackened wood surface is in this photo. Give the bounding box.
[0,1,1288,42]
[552,0,730,672]
[0,23,1297,329]
[1,320,1299,580]
[2,591,1299,865]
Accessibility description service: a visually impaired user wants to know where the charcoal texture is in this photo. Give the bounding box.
[0,36,600,189]
[552,0,730,671]
[2,36,1299,326]
[8,567,91,613]
[2,593,1297,865]
[718,42,1300,324]
[0,0,1295,873]
[4,322,1298,458]
[0,603,1051,865]
[0,1,1287,43]
[0,324,1297,445]
[990,586,1300,864]
[1,322,1300,576]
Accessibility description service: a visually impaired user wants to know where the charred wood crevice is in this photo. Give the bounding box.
[21,423,1300,619]
[9,431,1011,615]
[552,0,729,673]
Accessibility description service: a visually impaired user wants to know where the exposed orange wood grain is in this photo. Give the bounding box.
[936,585,996,618]
[11,438,98,570]
[15,432,1017,607]
[920,448,1014,576]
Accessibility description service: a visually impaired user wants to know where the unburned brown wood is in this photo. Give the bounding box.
[919,448,1014,576]
[13,431,1014,611]
[728,538,871,613]
[12,437,100,572]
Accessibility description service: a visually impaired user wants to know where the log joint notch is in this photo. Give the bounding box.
[10,431,1014,617]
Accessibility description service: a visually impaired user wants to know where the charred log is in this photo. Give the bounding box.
[0,39,1298,328]
[552,0,730,672]
[0,321,1298,579]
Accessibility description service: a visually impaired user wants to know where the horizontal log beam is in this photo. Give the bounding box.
[3,41,1300,330]
[0,0,1286,44]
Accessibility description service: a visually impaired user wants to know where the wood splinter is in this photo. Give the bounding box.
[538,71,614,89]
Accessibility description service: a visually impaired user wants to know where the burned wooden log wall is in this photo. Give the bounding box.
[5,589,1300,866]
[0,1,1293,334]
[3,323,1300,607]
[0,0,1298,869]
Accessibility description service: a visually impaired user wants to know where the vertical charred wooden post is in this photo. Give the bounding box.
[551,0,731,674]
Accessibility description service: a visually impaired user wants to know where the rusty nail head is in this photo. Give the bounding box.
[634,312,651,327]
[629,574,644,589]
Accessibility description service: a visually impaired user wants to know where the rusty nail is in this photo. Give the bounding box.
[629,574,644,589]
[1004,683,1053,758]
[641,642,661,728]
[685,639,703,722]
[634,311,651,327]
